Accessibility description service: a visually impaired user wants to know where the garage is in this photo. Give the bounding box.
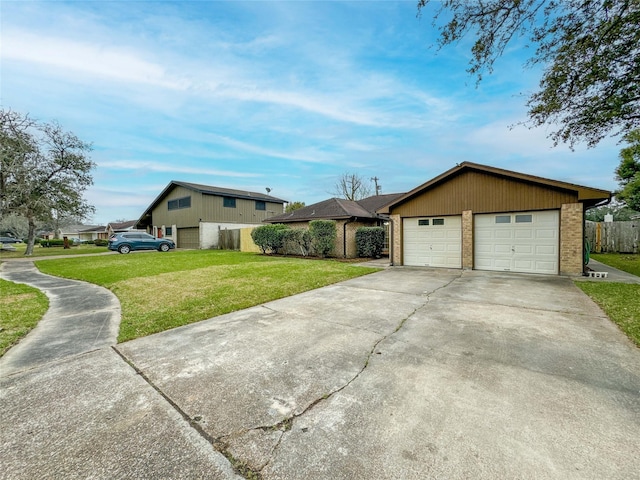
[403,216,461,268]
[177,227,199,249]
[475,210,559,274]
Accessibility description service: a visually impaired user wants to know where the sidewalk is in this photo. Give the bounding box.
[0,261,121,375]
[578,258,640,284]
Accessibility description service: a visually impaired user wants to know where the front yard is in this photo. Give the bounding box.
[0,279,48,356]
[577,253,640,347]
[33,250,377,342]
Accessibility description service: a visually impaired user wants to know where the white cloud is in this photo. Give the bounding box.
[98,160,263,178]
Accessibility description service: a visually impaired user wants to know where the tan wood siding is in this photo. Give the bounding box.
[391,171,578,217]
[151,186,283,228]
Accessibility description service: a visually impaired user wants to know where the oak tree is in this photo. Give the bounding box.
[419,0,640,147]
[0,110,96,255]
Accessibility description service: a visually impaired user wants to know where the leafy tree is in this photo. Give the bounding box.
[0,110,95,255]
[332,173,372,201]
[285,201,305,213]
[418,0,640,147]
[615,129,640,210]
[585,199,639,221]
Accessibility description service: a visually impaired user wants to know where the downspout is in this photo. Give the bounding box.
[343,217,356,258]
[389,217,394,266]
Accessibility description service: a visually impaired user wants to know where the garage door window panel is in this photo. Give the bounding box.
[495,215,511,223]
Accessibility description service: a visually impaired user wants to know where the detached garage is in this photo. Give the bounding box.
[379,162,611,276]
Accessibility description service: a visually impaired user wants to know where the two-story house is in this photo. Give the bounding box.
[135,181,287,249]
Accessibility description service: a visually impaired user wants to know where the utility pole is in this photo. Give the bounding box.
[371,177,381,195]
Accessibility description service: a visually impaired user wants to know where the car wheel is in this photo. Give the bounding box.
[118,244,131,254]
[159,243,171,252]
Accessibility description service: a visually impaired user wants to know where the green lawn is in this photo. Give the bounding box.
[575,282,640,347]
[0,243,109,259]
[35,250,377,342]
[590,253,640,277]
[0,279,49,356]
[578,253,639,347]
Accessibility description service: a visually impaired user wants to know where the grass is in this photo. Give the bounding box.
[35,250,377,342]
[0,243,109,259]
[0,279,49,356]
[575,282,640,347]
[590,253,640,277]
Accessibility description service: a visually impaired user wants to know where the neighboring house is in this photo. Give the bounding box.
[378,162,611,276]
[264,193,403,257]
[107,220,143,236]
[57,224,107,242]
[136,181,287,249]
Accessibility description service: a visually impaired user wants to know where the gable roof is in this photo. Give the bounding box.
[378,162,611,213]
[137,180,288,223]
[108,220,138,231]
[265,193,404,223]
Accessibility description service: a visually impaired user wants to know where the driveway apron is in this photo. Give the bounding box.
[0,260,121,375]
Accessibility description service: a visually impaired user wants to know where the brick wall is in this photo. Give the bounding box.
[461,210,473,269]
[560,203,584,275]
[390,214,402,265]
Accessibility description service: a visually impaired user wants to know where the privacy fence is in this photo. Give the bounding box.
[585,220,639,254]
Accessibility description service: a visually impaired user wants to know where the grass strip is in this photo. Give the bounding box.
[575,281,640,347]
[0,279,49,356]
[0,244,109,259]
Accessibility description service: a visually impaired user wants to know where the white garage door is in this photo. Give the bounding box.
[403,216,461,268]
[475,210,559,274]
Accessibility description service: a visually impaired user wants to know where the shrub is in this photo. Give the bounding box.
[251,224,290,254]
[309,220,336,258]
[282,228,312,256]
[355,227,385,258]
[93,239,108,246]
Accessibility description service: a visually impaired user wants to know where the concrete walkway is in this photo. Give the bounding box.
[579,258,640,284]
[0,260,121,375]
[1,262,639,479]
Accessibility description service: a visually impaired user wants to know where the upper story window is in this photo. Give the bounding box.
[255,200,266,211]
[168,196,191,210]
[223,197,236,208]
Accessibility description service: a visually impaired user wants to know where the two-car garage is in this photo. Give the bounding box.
[381,162,611,276]
[402,210,559,275]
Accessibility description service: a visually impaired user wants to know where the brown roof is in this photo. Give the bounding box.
[265,193,404,223]
[378,162,611,213]
[108,220,137,230]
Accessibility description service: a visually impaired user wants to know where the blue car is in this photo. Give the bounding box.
[108,232,175,254]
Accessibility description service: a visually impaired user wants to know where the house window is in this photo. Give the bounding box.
[255,200,266,211]
[223,197,236,208]
[515,214,533,223]
[165,227,173,236]
[168,196,191,210]
[418,219,429,226]
[495,215,511,224]
[432,218,445,226]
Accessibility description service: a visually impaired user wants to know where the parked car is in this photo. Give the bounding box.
[108,232,175,254]
[0,236,21,244]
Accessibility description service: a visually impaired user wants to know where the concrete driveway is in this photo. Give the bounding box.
[1,268,639,479]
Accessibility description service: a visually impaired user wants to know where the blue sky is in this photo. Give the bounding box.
[1,1,620,224]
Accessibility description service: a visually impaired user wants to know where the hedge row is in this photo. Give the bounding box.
[355,227,385,258]
[251,220,337,257]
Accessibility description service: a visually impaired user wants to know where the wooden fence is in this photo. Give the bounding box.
[219,227,261,252]
[219,228,240,250]
[585,220,639,253]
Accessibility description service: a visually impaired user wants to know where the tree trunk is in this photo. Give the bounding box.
[25,216,37,256]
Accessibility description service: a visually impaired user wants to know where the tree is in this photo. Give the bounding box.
[418,0,640,147]
[285,201,305,213]
[615,129,640,210]
[332,173,372,201]
[0,110,96,255]
[585,199,639,221]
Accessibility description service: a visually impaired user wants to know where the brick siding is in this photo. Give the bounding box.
[560,203,584,275]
